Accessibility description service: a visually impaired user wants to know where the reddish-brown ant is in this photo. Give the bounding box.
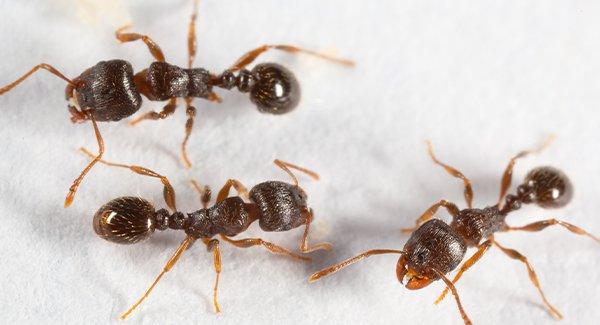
[309,138,599,325]
[80,148,331,319]
[0,0,353,208]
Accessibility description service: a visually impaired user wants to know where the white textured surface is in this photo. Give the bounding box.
[0,0,599,324]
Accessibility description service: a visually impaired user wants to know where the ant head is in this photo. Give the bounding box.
[520,166,573,209]
[397,219,466,290]
[248,63,300,114]
[93,197,157,244]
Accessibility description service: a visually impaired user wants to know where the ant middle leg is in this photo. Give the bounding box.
[79,148,177,211]
[492,239,563,319]
[274,159,319,186]
[202,238,222,313]
[129,98,177,126]
[220,235,310,262]
[0,63,76,95]
[435,239,493,304]
[116,25,166,62]
[190,180,211,209]
[427,141,474,208]
[215,179,250,203]
[300,209,333,253]
[64,116,104,208]
[401,199,459,233]
[507,219,600,244]
[497,136,555,207]
[228,44,355,72]
[120,236,196,320]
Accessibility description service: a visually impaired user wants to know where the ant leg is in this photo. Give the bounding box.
[308,249,404,282]
[435,239,493,304]
[120,236,195,320]
[115,25,166,62]
[215,179,250,203]
[507,219,600,244]
[300,209,333,253]
[430,268,473,325]
[202,238,222,313]
[129,98,177,126]
[427,141,474,208]
[79,148,177,211]
[401,199,459,233]
[497,136,555,207]
[64,116,104,208]
[187,0,199,68]
[0,63,75,95]
[220,235,310,262]
[492,239,563,319]
[181,99,196,168]
[228,44,355,72]
[273,159,319,186]
[190,180,212,209]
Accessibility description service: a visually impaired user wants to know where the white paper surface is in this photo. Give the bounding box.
[1,0,599,324]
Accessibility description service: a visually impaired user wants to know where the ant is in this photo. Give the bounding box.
[80,148,332,319]
[309,138,599,325]
[0,0,354,208]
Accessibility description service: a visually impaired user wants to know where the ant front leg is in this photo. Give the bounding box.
[116,25,166,62]
[228,45,354,72]
[426,141,474,208]
[202,238,222,313]
[190,180,212,209]
[220,234,310,262]
[497,136,555,207]
[129,98,177,126]
[492,239,563,320]
[64,115,104,207]
[79,148,177,211]
[215,179,250,203]
[401,199,459,233]
[300,209,333,253]
[430,268,473,325]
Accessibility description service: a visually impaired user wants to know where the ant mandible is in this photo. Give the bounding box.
[309,137,599,325]
[80,148,332,319]
[0,0,354,208]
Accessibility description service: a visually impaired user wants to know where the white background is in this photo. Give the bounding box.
[0,0,599,324]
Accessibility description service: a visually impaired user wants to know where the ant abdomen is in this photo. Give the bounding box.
[73,60,142,121]
[519,166,573,209]
[249,63,300,114]
[93,197,157,244]
[249,181,308,231]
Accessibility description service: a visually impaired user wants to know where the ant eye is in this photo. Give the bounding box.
[250,63,300,114]
[93,197,156,244]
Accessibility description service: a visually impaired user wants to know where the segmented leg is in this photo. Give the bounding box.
[64,116,104,207]
[427,141,474,208]
[203,238,222,313]
[435,239,493,304]
[79,148,177,211]
[190,180,211,209]
[0,63,75,95]
[430,268,473,325]
[229,44,355,72]
[187,0,199,68]
[116,25,166,62]
[129,98,177,126]
[220,235,310,261]
[215,179,250,203]
[300,209,333,253]
[493,239,563,319]
[120,236,195,320]
[508,218,600,244]
[308,249,404,282]
[497,136,555,207]
[401,199,459,233]
[274,159,319,186]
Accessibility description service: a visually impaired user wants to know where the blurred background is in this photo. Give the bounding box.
[0,0,599,324]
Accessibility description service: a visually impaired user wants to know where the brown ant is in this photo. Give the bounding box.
[309,138,599,325]
[0,0,353,208]
[80,148,331,319]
